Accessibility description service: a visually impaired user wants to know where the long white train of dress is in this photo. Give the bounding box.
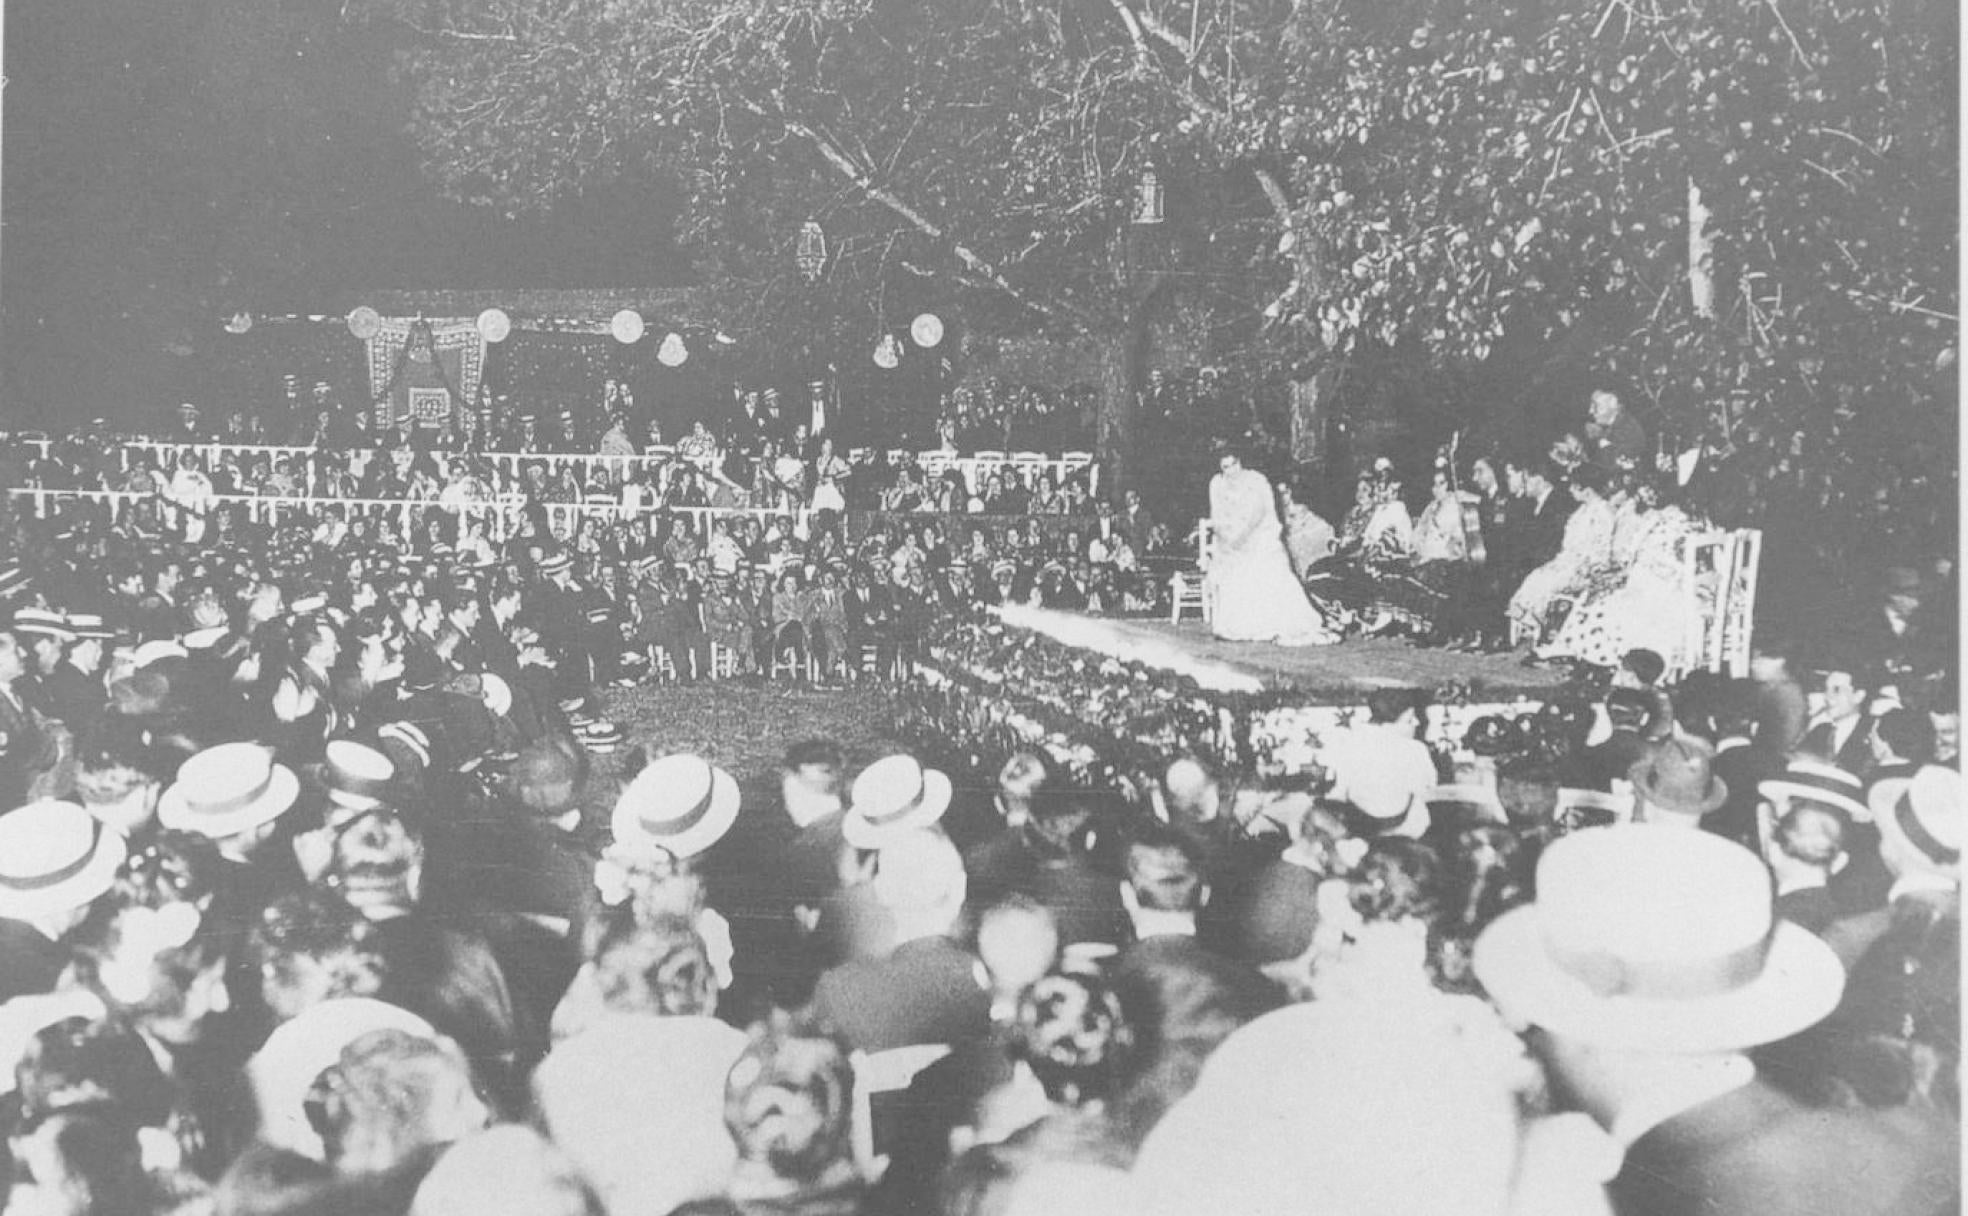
[1207,468,1337,646]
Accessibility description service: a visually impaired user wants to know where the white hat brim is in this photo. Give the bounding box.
[610,765,741,860]
[1472,905,1845,1054]
[156,763,301,839]
[0,826,126,921]
[249,998,436,1160]
[1759,779,1869,824]
[1870,776,1957,879]
[841,768,953,850]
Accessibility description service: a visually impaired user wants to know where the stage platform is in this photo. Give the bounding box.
[992,605,1571,703]
[908,607,1572,780]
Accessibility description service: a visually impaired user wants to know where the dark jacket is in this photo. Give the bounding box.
[1611,1077,1958,1216]
[808,935,991,1054]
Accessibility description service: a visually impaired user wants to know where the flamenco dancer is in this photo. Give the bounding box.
[1206,444,1338,646]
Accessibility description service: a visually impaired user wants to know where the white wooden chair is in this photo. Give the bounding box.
[850,1043,952,1180]
[1169,520,1215,624]
[708,642,740,680]
[1677,528,1762,680]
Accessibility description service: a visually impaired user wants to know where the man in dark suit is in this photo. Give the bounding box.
[1474,825,1957,1216]
[0,630,60,809]
[1799,662,1878,777]
[1482,458,1573,643]
[1517,459,1576,571]
[807,828,989,1054]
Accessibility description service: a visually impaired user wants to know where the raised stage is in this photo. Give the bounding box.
[992,606,1571,701]
[903,607,1572,782]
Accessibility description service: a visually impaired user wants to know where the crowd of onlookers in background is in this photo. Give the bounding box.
[0,467,1957,1213]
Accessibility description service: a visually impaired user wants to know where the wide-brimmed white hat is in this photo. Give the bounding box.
[1871,765,1960,882]
[1473,825,1843,1053]
[249,998,437,1160]
[843,754,953,850]
[1760,758,1869,823]
[157,742,301,839]
[610,753,741,860]
[11,608,75,642]
[130,640,188,668]
[181,625,232,652]
[0,801,128,920]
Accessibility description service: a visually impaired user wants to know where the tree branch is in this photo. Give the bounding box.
[1252,166,1317,329]
[771,110,1064,325]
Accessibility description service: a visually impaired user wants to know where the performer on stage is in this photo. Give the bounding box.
[1206,445,1337,646]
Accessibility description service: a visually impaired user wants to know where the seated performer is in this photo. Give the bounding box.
[1301,461,1416,636]
[1206,444,1335,646]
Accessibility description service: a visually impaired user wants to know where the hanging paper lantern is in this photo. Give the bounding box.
[873,333,903,370]
[610,310,646,344]
[909,313,945,348]
[796,220,828,282]
[476,308,512,343]
[657,332,689,367]
[347,306,383,340]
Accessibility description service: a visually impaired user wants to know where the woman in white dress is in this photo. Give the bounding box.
[810,436,850,514]
[1537,476,1701,668]
[1207,448,1337,645]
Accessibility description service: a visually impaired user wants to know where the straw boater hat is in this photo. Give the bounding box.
[611,753,741,860]
[1473,825,1844,1054]
[130,640,188,669]
[11,609,75,643]
[1760,758,1870,824]
[249,998,438,1161]
[157,742,301,839]
[376,721,434,778]
[63,613,116,640]
[312,740,399,812]
[1871,765,1961,882]
[0,801,128,920]
[842,754,954,849]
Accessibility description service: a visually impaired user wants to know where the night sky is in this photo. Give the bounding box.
[1,0,688,428]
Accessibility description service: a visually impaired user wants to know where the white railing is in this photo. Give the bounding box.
[5,437,1100,496]
[5,486,815,547]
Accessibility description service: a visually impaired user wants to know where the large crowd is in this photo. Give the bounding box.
[0,369,1958,1215]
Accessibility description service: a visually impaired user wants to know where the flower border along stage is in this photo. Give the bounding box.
[895,614,1553,794]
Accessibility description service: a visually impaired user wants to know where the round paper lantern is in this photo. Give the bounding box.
[347,306,382,340]
[873,333,902,370]
[610,310,646,345]
[909,313,944,348]
[476,308,512,343]
[657,332,689,367]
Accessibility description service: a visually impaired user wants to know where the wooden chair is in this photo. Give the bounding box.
[1169,520,1215,625]
[768,646,817,683]
[708,642,740,680]
[1676,528,1762,680]
[851,1044,953,1181]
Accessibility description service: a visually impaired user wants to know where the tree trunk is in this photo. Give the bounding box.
[1096,330,1140,499]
